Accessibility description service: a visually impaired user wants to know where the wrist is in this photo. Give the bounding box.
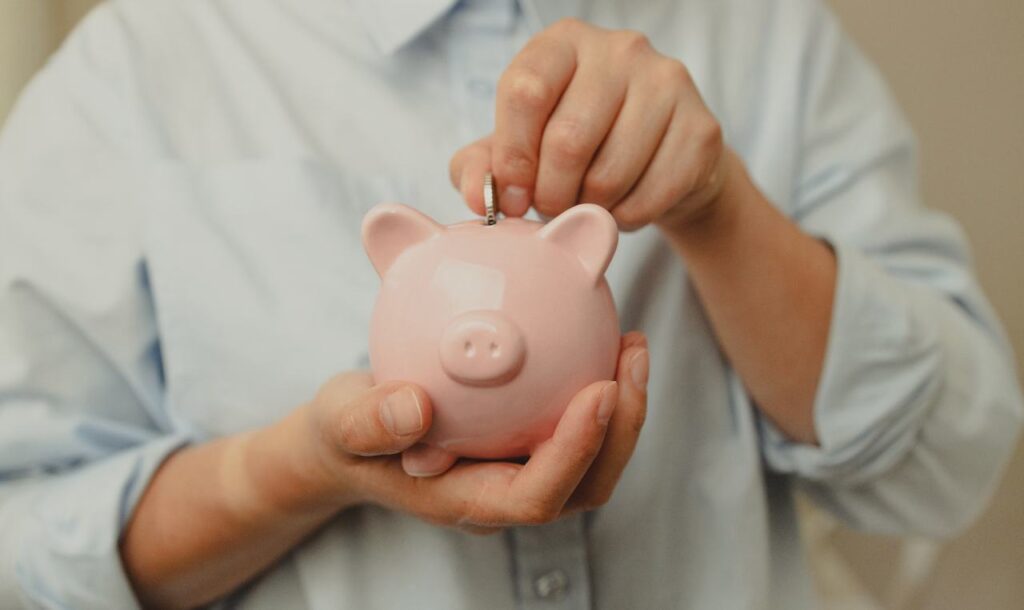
[658,148,746,251]
[226,407,361,524]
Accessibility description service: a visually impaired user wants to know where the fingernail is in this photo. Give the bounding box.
[381,389,423,436]
[630,349,649,388]
[596,381,619,425]
[500,185,530,216]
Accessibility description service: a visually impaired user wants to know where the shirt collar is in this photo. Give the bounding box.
[348,0,459,55]
[521,0,585,31]
[349,0,585,56]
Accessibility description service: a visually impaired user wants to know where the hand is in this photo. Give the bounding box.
[450,18,730,232]
[119,335,648,608]
[295,332,649,534]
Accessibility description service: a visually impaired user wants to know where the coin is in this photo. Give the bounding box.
[484,172,498,226]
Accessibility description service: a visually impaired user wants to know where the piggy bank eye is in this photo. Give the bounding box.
[538,204,619,283]
[362,203,443,276]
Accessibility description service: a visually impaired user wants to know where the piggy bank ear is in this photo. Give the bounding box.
[538,204,618,283]
[362,203,443,277]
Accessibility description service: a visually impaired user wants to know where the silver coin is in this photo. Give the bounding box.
[483,172,498,226]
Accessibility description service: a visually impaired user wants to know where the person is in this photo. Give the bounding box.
[0,0,1021,608]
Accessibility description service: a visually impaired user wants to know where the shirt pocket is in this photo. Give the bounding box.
[140,156,415,439]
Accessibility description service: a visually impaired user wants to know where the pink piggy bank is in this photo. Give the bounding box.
[362,203,620,474]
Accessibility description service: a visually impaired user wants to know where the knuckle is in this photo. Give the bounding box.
[694,161,718,196]
[666,171,699,205]
[612,203,648,232]
[495,144,537,180]
[517,500,560,525]
[616,30,651,56]
[435,506,472,530]
[415,491,464,528]
[696,116,723,149]
[332,410,366,454]
[457,502,487,527]
[582,167,622,204]
[453,470,515,527]
[422,508,459,528]
[679,164,704,190]
[314,414,342,458]
[551,17,585,35]
[500,69,553,114]
[544,119,593,168]
[680,149,720,197]
[658,59,692,86]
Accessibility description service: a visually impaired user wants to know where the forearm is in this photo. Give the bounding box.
[662,150,836,444]
[120,406,350,609]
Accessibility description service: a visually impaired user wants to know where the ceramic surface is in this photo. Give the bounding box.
[362,203,620,465]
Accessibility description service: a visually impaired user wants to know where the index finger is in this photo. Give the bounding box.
[492,33,577,216]
[423,380,616,527]
[502,380,618,521]
[564,332,648,513]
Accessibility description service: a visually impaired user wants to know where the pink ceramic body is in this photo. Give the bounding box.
[362,203,620,459]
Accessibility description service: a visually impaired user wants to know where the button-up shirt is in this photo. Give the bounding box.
[1,0,1021,608]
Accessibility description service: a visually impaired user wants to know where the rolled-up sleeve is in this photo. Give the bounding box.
[0,6,188,608]
[758,1,1024,538]
[1,437,188,608]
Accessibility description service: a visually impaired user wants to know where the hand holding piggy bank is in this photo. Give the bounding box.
[362,203,621,476]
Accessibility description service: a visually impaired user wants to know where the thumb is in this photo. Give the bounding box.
[323,382,433,457]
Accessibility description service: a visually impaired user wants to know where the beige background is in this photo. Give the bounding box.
[810,2,1024,609]
[1,1,1021,608]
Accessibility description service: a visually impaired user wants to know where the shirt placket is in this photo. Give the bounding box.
[507,516,594,610]
[446,2,595,609]
[445,0,516,140]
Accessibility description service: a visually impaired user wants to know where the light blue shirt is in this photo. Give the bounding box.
[1,0,1021,608]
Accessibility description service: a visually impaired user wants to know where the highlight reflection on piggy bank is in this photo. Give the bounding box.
[362,203,620,474]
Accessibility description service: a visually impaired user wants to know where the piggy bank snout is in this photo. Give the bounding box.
[439,311,526,387]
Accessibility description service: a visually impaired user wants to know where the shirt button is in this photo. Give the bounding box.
[533,568,569,601]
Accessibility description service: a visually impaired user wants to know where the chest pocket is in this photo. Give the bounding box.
[141,157,416,439]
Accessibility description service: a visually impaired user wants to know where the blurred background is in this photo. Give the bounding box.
[1,1,1021,608]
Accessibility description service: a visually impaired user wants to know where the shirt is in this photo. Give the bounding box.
[1,0,1021,608]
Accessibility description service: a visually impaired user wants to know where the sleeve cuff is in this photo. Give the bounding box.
[12,434,191,609]
[759,241,944,485]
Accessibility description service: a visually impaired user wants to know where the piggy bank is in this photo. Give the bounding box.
[362,203,620,474]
